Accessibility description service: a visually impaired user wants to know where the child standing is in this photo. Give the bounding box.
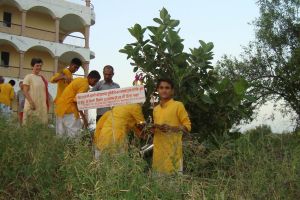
[152,78,191,174]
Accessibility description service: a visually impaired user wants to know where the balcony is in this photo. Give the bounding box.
[0,20,86,48]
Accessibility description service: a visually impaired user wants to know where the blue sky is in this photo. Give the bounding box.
[88,0,259,86]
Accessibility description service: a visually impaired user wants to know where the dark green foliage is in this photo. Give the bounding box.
[120,8,254,142]
[1,118,299,199]
[217,0,300,129]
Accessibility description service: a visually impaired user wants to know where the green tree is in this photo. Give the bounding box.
[217,0,300,129]
[120,8,253,144]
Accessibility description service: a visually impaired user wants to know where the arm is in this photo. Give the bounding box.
[91,82,100,92]
[10,88,15,108]
[23,85,36,110]
[79,110,88,129]
[157,103,191,133]
[50,73,70,83]
[75,82,90,128]
[176,103,191,133]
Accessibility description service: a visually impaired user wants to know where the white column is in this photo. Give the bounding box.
[86,0,91,7]
[83,61,89,77]
[21,10,27,36]
[54,57,59,74]
[84,26,90,48]
[19,51,25,78]
[55,18,60,43]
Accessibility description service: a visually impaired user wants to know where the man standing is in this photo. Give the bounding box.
[55,70,101,137]
[17,81,25,125]
[92,65,120,122]
[0,79,15,115]
[50,58,82,104]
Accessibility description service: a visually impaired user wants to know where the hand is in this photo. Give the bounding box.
[156,124,173,133]
[82,117,89,129]
[136,122,146,131]
[64,76,72,84]
[30,101,36,110]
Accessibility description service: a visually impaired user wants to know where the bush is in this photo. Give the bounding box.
[1,118,299,199]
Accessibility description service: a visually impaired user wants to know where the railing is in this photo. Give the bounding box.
[61,33,85,47]
[25,25,56,42]
[0,21,86,47]
[0,65,20,78]
[0,65,55,79]
[0,21,21,35]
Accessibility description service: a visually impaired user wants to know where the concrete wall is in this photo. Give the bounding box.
[0,5,22,35]
[25,10,56,42]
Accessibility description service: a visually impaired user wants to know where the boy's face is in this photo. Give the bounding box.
[88,78,99,87]
[157,81,173,100]
[69,64,80,73]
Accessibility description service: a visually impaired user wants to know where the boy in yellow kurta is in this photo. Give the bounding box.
[0,79,15,114]
[153,78,191,174]
[94,104,145,156]
[50,58,82,103]
[55,70,100,137]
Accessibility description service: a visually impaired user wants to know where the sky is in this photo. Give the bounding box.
[67,0,296,132]
[87,0,258,86]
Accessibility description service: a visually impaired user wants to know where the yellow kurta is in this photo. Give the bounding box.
[23,74,48,125]
[0,83,14,107]
[153,99,191,174]
[55,78,89,119]
[50,68,73,103]
[94,104,145,152]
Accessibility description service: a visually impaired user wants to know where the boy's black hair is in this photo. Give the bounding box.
[9,80,16,86]
[31,58,43,67]
[156,78,174,89]
[71,58,82,67]
[88,70,101,80]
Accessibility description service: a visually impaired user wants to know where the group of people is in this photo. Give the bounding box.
[0,57,191,174]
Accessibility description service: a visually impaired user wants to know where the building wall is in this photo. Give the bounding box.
[0,44,20,78]
[25,10,56,42]
[0,5,22,35]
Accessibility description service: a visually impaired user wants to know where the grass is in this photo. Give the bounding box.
[0,117,299,199]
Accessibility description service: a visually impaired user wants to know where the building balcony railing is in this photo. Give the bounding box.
[0,21,86,47]
[0,22,22,35]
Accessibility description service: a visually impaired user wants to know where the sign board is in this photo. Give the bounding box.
[76,85,145,110]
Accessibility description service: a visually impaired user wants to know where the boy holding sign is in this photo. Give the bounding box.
[152,78,191,174]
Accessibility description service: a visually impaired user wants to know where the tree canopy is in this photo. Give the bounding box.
[120,8,254,144]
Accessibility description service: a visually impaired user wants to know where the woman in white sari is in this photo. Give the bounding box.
[23,58,49,125]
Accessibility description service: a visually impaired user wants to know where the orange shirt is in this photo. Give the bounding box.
[152,99,191,174]
[50,68,73,103]
[0,83,14,107]
[55,78,89,118]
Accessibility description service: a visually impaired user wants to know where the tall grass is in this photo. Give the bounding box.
[0,117,299,199]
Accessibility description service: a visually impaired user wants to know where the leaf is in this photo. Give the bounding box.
[245,95,257,102]
[119,49,128,54]
[153,18,163,25]
[201,94,214,104]
[133,66,139,72]
[160,7,169,21]
[147,26,158,34]
[233,79,248,95]
[170,20,180,28]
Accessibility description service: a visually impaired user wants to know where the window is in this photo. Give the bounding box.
[3,12,12,27]
[1,52,10,67]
